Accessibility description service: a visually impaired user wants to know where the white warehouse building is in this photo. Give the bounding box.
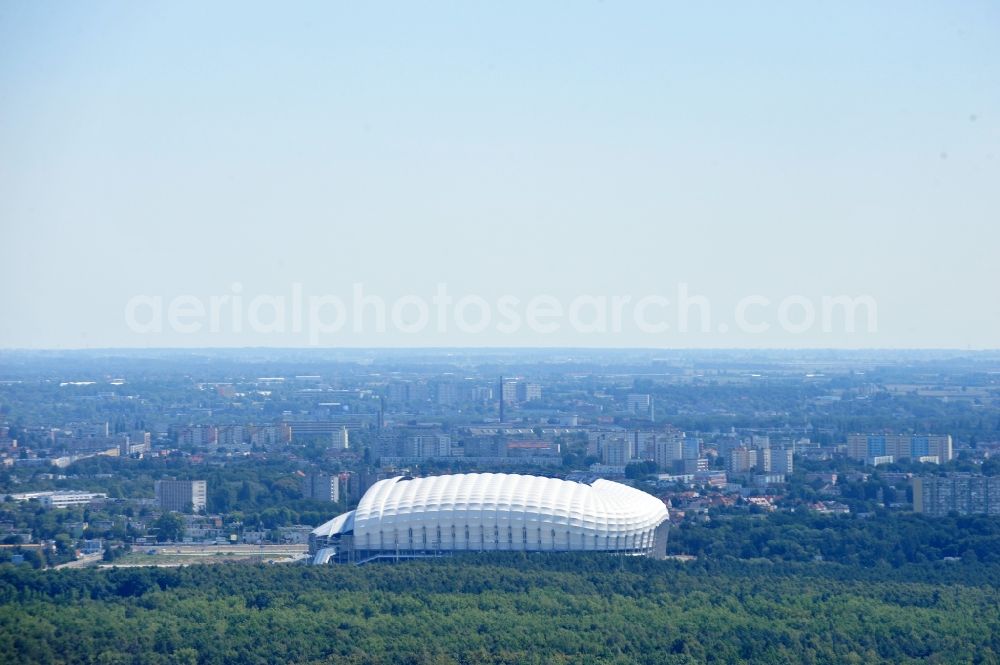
[310,472,669,564]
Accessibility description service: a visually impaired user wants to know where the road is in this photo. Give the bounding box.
[53,552,103,569]
[141,543,308,556]
[48,544,310,569]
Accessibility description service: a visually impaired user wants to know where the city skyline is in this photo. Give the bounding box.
[2,5,999,663]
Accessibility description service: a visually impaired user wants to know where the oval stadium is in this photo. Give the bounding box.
[310,472,669,564]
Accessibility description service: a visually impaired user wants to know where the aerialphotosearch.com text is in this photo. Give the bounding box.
[124,282,878,344]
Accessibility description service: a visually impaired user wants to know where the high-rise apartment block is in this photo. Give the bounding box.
[217,425,246,446]
[516,382,542,402]
[728,445,792,474]
[756,447,772,473]
[769,448,794,474]
[630,431,658,460]
[653,435,683,470]
[405,434,452,458]
[626,393,652,412]
[155,480,207,512]
[498,380,542,404]
[248,425,282,447]
[847,434,952,465]
[913,474,1000,516]
[681,437,701,461]
[301,473,340,503]
[602,438,630,467]
[673,458,709,474]
[727,447,757,474]
[175,426,217,447]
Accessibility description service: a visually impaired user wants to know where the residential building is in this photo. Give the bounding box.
[216,426,246,446]
[681,437,701,461]
[176,426,217,447]
[757,447,772,472]
[505,440,560,458]
[653,435,683,470]
[516,382,542,402]
[283,419,369,441]
[626,393,652,414]
[770,448,794,474]
[847,434,952,464]
[301,473,340,503]
[72,422,110,439]
[602,438,630,467]
[248,425,282,447]
[501,381,519,405]
[727,447,757,474]
[673,458,709,474]
[405,434,452,458]
[630,431,658,460]
[155,480,207,512]
[435,381,459,406]
[753,473,786,487]
[120,431,152,456]
[912,474,1000,516]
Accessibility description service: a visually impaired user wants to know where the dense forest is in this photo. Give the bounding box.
[668,511,1000,565]
[2,553,999,664]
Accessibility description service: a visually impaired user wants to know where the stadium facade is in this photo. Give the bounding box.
[310,472,669,564]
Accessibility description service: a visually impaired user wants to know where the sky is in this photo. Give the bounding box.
[1,1,998,349]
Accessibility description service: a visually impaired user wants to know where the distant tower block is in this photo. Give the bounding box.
[339,426,350,449]
[498,375,505,423]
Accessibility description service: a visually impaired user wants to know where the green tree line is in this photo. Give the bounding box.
[1,554,999,664]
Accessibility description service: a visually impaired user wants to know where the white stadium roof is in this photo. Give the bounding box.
[312,473,668,554]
